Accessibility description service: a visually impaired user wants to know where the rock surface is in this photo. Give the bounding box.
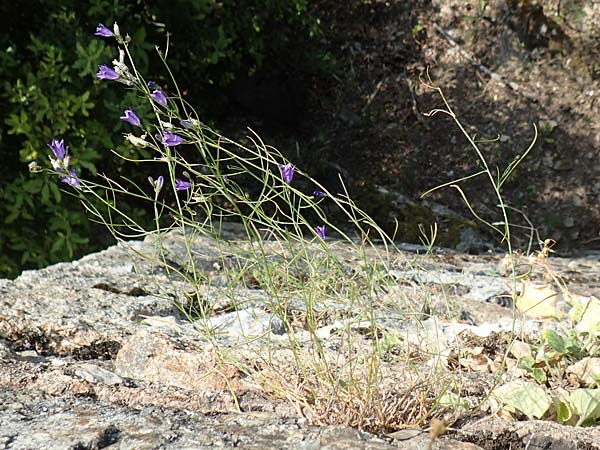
[1,229,600,449]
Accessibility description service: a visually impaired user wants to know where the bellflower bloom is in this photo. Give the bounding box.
[148,176,164,194]
[315,225,326,240]
[96,65,119,80]
[120,108,141,127]
[279,163,295,184]
[60,169,81,188]
[48,139,67,160]
[150,89,168,106]
[175,178,192,191]
[94,23,113,37]
[157,131,184,147]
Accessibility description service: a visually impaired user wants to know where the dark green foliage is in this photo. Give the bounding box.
[0,0,317,277]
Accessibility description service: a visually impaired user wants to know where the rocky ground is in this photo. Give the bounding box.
[2,228,600,449]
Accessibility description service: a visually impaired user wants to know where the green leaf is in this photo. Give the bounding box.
[555,400,572,424]
[568,389,600,426]
[543,329,567,354]
[519,355,535,370]
[532,367,547,384]
[493,380,551,419]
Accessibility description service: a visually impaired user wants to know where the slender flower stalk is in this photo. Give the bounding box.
[279,163,295,184]
[120,108,141,127]
[94,23,113,37]
[175,179,192,191]
[96,65,119,80]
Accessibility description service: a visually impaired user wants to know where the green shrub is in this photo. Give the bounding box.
[0,0,318,277]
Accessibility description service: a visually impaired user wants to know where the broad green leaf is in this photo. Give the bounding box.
[568,389,600,426]
[492,380,551,419]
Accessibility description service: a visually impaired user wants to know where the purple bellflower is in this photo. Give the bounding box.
[279,163,295,184]
[315,225,326,240]
[150,89,168,106]
[96,65,119,80]
[48,139,67,160]
[94,23,113,37]
[148,80,158,90]
[47,138,71,172]
[175,179,192,191]
[157,131,184,147]
[120,108,141,127]
[60,169,81,188]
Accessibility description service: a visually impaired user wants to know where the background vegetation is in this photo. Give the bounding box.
[0,0,319,277]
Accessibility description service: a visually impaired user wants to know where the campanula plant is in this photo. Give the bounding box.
[38,21,450,434]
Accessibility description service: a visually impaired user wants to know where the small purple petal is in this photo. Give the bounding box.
[150,89,168,106]
[94,23,114,37]
[156,131,184,147]
[96,65,119,80]
[48,139,67,160]
[148,80,158,89]
[279,163,295,184]
[314,225,326,239]
[120,108,141,127]
[313,190,325,197]
[60,169,81,188]
[175,178,192,191]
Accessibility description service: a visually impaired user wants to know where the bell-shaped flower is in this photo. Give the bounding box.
[96,65,119,80]
[60,169,81,188]
[156,131,184,147]
[94,23,113,37]
[279,163,295,184]
[175,178,192,191]
[48,139,67,160]
[314,225,326,240]
[150,89,168,106]
[120,108,141,127]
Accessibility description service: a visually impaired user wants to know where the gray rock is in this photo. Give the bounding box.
[2,229,600,448]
